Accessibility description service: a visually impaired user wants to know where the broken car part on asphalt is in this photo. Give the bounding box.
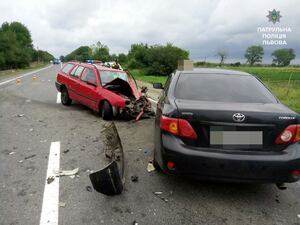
[89,122,125,195]
[54,168,79,177]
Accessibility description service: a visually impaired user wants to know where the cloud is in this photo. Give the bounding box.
[0,0,299,63]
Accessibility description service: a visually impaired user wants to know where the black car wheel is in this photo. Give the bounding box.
[101,101,113,120]
[61,88,72,106]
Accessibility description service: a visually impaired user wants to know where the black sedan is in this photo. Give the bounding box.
[153,68,300,184]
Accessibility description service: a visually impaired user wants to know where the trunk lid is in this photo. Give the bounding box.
[175,99,298,151]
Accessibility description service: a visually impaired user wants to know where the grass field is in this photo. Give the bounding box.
[130,67,300,113]
[0,62,50,78]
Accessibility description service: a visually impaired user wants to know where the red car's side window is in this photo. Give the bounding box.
[61,63,74,74]
[81,68,97,86]
[70,66,84,78]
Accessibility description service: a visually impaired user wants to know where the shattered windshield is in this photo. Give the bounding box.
[100,71,128,85]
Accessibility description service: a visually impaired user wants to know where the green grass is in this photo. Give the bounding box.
[0,62,50,78]
[130,67,300,113]
[130,69,167,84]
[225,66,300,81]
[265,80,300,113]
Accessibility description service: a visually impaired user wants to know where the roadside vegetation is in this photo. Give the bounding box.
[0,21,53,71]
[0,62,49,78]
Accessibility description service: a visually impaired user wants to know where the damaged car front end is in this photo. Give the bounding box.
[101,69,153,120]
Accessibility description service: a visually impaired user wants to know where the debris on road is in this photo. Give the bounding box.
[89,122,125,195]
[63,149,69,154]
[24,154,36,160]
[47,176,55,184]
[143,149,150,155]
[59,202,66,208]
[147,162,155,172]
[86,186,92,192]
[153,191,169,203]
[131,175,138,182]
[54,168,79,177]
[276,183,287,190]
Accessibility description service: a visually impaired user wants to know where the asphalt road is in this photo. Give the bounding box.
[1,65,300,225]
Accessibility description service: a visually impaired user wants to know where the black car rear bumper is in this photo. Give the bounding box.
[159,133,300,183]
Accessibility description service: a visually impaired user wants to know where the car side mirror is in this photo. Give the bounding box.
[87,80,97,87]
[153,83,163,89]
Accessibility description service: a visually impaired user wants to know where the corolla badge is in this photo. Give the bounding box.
[233,113,245,122]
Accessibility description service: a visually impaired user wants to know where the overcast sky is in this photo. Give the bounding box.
[0,0,299,63]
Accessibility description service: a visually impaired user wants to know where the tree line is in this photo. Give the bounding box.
[244,46,296,67]
[0,21,54,70]
[62,42,189,75]
[213,46,296,67]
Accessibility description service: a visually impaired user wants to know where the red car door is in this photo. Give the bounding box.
[78,67,99,110]
[68,65,85,103]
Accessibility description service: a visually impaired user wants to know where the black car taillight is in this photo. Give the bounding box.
[160,115,198,140]
[275,124,300,144]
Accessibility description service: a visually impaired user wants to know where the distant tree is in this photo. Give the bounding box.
[117,53,128,64]
[244,45,264,66]
[64,46,92,62]
[91,42,110,62]
[272,48,295,66]
[217,50,227,66]
[127,43,149,68]
[145,43,189,75]
[127,43,189,75]
[0,21,33,69]
[110,53,118,61]
[230,62,241,67]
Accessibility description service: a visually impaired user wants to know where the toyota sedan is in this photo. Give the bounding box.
[153,68,300,184]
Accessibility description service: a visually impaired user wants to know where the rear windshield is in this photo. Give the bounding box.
[175,73,277,103]
[99,71,128,85]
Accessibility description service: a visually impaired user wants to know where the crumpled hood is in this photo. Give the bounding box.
[104,78,141,99]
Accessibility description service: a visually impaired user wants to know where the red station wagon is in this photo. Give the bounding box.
[55,61,152,120]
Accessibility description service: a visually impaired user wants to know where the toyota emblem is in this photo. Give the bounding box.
[233,113,245,122]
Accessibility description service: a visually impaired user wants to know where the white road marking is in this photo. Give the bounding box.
[56,92,61,104]
[39,141,60,225]
[0,65,53,86]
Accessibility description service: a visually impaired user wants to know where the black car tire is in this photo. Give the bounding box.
[101,101,113,120]
[61,88,72,106]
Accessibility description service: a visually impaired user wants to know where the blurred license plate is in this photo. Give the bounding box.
[210,131,263,145]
